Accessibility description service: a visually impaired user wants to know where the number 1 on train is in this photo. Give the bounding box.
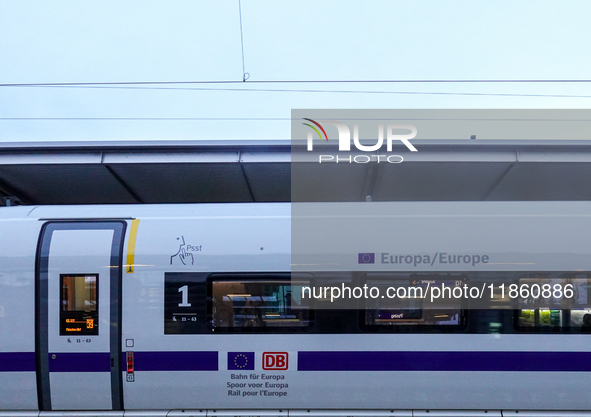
[178,285,191,307]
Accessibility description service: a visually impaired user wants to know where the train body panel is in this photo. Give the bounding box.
[0,209,42,410]
[292,201,591,272]
[0,202,590,413]
[119,333,591,410]
[120,206,291,410]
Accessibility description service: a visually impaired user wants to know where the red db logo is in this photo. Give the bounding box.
[262,352,288,370]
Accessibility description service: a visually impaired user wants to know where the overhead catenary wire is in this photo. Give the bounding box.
[0,117,292,120]
[2,84,591,99]
[3,79,591,88]
[4,117,591,121]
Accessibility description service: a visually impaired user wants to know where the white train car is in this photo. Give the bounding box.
[0,202,590,417]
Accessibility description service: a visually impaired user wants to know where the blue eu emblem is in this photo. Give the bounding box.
[228,352,255,370]
[358,253,375,264]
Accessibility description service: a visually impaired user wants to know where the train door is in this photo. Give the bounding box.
[36,222,126,411]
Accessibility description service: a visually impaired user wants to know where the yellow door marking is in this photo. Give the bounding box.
[126,219,140,273]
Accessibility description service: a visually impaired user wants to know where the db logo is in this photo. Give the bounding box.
[262,352,288,370]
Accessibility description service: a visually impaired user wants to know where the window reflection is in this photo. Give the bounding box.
[211,280,311,330]
[365,276,464,328]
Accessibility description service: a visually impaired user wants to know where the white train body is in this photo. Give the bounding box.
[1,202,590,416]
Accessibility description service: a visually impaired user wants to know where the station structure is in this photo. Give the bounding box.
[1,139,591,205]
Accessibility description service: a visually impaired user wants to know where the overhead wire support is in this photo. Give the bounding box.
[238,0,249,82]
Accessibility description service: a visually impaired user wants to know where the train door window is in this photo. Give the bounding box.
[60,274,99,335]
[516,276,591,332]
[210,278,312,332]
[363,274,465,332]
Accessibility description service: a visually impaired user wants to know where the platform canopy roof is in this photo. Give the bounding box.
[1,140,591,205]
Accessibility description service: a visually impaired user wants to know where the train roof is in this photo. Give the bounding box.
[0,202,291,220]
[3,200,591,221]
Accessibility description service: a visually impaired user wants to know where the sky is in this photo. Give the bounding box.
[1,0,591,142]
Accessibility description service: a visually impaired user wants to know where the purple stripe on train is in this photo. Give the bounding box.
[0,352,35,372]
[48,352,110,372]
[7,350,589,373]
[129,351,218,371]
[297,351,591,372]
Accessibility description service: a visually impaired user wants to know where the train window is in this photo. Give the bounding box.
[363,275,465,331]
[516,277,591,332]
[571,309,591,331]
[60,274,98,335]
[210,279,312,332]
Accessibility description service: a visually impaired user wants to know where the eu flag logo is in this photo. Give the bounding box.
[358,253,375,264]
[228,352,255,370]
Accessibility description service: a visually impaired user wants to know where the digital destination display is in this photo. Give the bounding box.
[60,274,99,336]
